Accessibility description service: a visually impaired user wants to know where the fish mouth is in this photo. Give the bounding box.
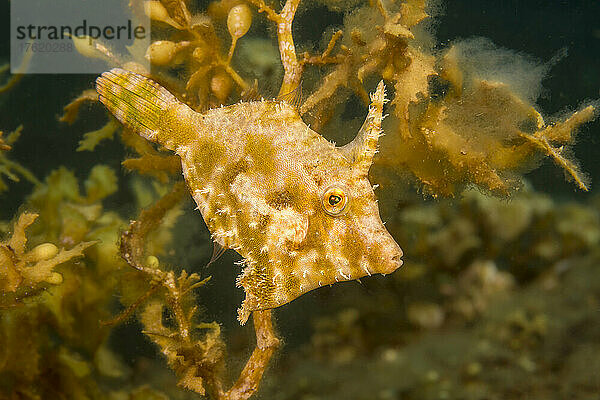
[388,252,403,270]
[382,243,403,274]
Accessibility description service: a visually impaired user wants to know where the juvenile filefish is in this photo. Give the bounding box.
[96,68,402,323]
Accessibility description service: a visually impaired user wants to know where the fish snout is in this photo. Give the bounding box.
[384,243,403,274]
[371,232,403,275]
[381,232,403,274]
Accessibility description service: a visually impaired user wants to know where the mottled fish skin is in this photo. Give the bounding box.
[96,68,403,324]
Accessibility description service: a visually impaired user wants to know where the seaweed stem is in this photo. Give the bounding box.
[248,0,303,95]
[225,310,280,400]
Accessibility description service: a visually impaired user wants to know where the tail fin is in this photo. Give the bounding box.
[96,68,195,151]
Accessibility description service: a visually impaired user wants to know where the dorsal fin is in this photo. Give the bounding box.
[276,81,303,112]
[240,79,261,102]
[205,240,227,268]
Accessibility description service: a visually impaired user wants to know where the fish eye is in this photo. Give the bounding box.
[322,185,348,216]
